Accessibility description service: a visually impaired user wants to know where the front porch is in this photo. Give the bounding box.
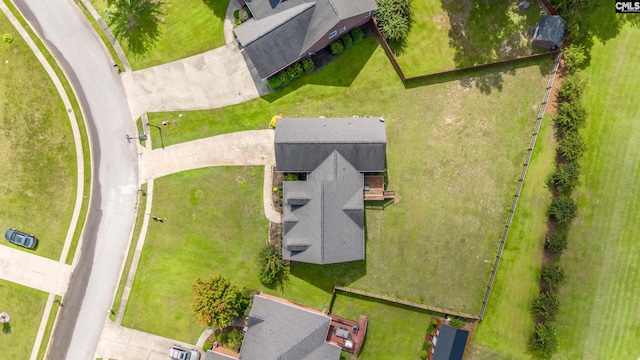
[364,175,395,201]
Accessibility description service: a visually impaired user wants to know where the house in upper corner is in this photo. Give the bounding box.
[430,324,470,360]
[274,117,390,264]
[233,0,378,79]
[532,15,567,49]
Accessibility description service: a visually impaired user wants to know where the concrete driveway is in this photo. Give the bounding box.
[0,245,70,295]
[122,44,261,118]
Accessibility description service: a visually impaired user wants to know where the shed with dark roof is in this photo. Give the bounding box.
[275,117,387,173]
[532,15,567,49]
[432,325,469,360]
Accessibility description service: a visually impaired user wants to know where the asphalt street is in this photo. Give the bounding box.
[12,0,139,359]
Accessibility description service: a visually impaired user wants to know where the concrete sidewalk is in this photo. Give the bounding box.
[0,246,71,295]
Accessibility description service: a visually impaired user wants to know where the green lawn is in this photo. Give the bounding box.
[0,10,77,260]
[0,280,48,359]
[331,293,433,360]
[472,116,555,358]
[393,0,545,77]
[552,23,640,359]
[91,0,229,70]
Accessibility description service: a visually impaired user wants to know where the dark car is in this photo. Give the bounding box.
[4,228,37,249]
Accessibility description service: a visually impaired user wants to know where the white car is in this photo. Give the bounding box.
[168,345,200,360]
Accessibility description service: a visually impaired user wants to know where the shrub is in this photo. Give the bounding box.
[558,131,587,161]
[238,8,250,22]
[528,322,557,357]
[257,244,289,286]
[2,33,13,43]
[351,27,363,42]
[292,63,303,77]
[531,292,560,320]
[227,328,244,352]
[267,75,283,90]
[302,58,315,72]
[284,173,298,181]
[553,102,586,135]
[233,9,240,19]
[449,317,463,328]
[547,161,580,195]
[557,74,585,104]
[545,226,569,256]
[563,43,587,72]
[376,0,412,42]
[330,40,344,55]
[541,263,566,289]
[203,342,213,352]
[548,195,577,225]
[420,349,427,359]
[342,33,353,48]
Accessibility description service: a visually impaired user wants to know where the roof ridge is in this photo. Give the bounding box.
[279,318,330,358]
[241,2,316,46]
[320,183,325,264]
[326,0,340,17]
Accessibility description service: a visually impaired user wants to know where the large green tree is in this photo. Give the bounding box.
[257,244,289,288]
[191,274,242,329]
[107,0,165,55]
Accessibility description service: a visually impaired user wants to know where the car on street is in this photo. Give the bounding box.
[168,345,200,360]
[4,228,37,249]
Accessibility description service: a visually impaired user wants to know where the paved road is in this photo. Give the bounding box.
[13,0,138,359]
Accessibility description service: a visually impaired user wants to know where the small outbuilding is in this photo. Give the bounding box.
[532,15,567,49]
[432,324,469,360]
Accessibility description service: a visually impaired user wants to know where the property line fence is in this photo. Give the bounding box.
[478,50,563,319]
[333,286,481,320]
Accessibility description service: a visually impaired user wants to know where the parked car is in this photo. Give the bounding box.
[4,228,37,249]
[168,345,200,360]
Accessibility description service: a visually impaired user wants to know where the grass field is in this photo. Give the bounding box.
[393,0,545,77]
[471,116,555,358]
[91,0,229,70]
[0,10,77,261]
[0,280,48,359]
[331,292,434,360]
[552,23,640,359]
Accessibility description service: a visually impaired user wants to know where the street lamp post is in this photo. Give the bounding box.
[145,123,165,149]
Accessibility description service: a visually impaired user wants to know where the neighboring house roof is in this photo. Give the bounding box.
[236,0,378,78]
[275,117,387,173]
[433,325,469,360]
[239,294,341,360]
[283,150,364,264]
[205,349,238,360]
[532,15,567,48]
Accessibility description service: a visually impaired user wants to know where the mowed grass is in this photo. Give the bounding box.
[472,116,555,358]
[0,280,48,359]
[553,24,640,359]
[394,0,545,76]
[91,0,229,70]
[331,293,433,360]
[142,38,553,316]
[0,11,76,260]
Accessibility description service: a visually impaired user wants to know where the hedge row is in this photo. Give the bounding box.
[529,61,588,358]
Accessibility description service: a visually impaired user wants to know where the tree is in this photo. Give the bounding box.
[531,292,560,320]
[376,0,412,42]
[191,274,242,328]
[545,226,569,256]
[548,195,578,225]
[107,0,165,55]
[257,244,289,287]
[563,44,587,73]
[547,161,580,195]
[553,102,587,136]
[558,131,586,162]
[557,74,584,104]
[541,263,567,290]
[528,322,558,358]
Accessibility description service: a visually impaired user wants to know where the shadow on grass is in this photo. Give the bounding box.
[441,0,545,68]
[290,260,367,293]
[403,54,554,94]
[202,0,229,20]
[2,322,11,334]
[262,38,378,103]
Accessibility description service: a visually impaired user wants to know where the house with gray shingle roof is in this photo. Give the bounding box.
[238,294,342,360]
[275,117,386,264]
[234,0,378,79]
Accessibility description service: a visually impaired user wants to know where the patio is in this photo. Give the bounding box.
[326,314,368,356]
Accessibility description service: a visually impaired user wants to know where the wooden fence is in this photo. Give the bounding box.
[333,286,481,320]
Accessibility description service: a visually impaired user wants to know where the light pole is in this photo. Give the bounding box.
[146,122,165,149]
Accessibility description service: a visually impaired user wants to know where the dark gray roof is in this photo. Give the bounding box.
[283,151,364,264]
[205,350,237,360]
[532,15,566,48]
[239,295,341,360]
[236,0,377,78]
[433,325,469,360]
[275,118,387,173]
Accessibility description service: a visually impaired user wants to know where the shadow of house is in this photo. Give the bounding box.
[275,117,387,265]
[233,0,378,79]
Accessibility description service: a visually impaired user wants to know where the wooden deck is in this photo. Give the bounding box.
[326,314,368,356]
[363,175,395,201]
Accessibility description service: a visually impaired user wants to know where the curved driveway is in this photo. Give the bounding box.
[13,0,138,359]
